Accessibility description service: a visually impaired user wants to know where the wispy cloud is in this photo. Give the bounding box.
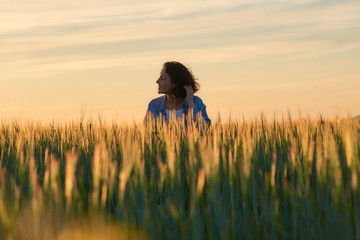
[2,0,359,53]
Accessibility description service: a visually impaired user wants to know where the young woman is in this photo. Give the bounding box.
[146,61,211,126]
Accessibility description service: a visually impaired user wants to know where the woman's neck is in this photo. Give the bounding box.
[165,95,183,110]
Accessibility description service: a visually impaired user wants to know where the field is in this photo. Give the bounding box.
[0,114,359,240]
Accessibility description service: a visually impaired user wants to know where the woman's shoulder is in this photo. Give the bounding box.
[148,95,165,106]
[193,95,204,104]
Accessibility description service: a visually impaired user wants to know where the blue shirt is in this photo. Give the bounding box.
[146,95,211,126]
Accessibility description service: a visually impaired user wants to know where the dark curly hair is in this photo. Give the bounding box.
[163,61,200,98]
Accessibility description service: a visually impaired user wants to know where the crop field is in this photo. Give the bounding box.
[0,115,359,240]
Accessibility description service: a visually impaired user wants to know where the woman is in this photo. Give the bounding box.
[146,61,211,126]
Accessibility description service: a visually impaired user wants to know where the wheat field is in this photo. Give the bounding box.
[0,114,359,239]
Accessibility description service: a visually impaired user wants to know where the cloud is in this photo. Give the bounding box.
[1,0,359,83]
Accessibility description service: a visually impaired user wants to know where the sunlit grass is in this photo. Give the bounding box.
[0,114,359,239]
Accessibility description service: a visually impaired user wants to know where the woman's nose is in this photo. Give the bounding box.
[156,78,160,84]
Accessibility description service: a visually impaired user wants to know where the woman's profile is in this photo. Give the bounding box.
[146,61,211,126]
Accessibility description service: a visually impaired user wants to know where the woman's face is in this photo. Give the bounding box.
[156,68,175,95]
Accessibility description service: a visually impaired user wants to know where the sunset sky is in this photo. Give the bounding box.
[1,0,359,123]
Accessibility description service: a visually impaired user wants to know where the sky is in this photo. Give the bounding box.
[1,0,359,123]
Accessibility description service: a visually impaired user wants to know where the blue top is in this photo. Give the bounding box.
[146,95,211,126]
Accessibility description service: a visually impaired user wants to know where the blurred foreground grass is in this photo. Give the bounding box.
[0,115,359,239]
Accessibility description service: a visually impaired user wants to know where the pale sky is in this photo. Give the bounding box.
[1,0,359,123]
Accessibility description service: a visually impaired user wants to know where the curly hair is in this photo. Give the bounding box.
[163,61,200,98]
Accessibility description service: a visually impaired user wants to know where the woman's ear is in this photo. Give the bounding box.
[175,86,187,98]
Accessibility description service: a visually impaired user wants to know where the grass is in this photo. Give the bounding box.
[0,114,359,239]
